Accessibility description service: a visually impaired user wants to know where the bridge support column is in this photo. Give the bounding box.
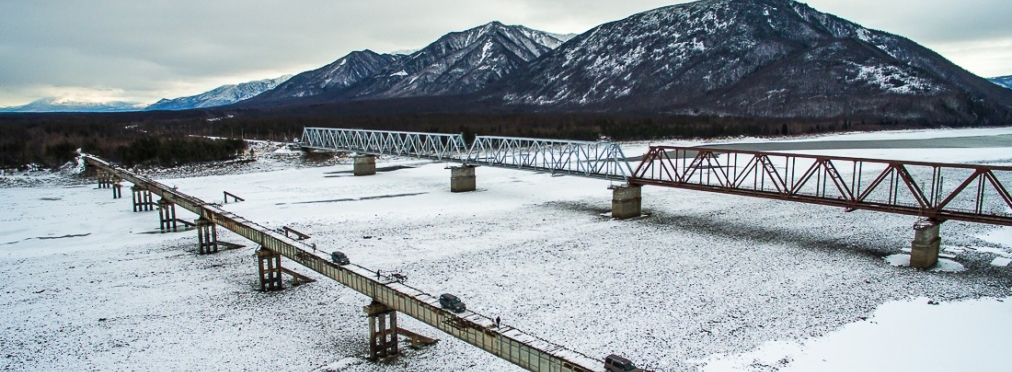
[611,184,642,219]
[158,199,177,232]
[450,165,476,193]
[364,300,399,360]
[131,186,153,212]
[910,219,942,269]
[257,248,283,291]
[112,180,122,199]
[196,217,218,254]
[97,171,110,189]
[354,155,377,176]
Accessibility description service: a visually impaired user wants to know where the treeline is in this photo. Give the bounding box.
[0,114,246,169]
[0,109,958,170]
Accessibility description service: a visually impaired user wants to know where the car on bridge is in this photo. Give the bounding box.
[604,354,643,372]
[330,251,350,265]
[438,293,466,313]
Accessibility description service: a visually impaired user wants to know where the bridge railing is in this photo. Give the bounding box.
[300,127,466,161]
[630,146,1012,226]
[464,136,632,181]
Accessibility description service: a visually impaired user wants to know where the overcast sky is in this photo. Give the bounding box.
[1,0,1009,107]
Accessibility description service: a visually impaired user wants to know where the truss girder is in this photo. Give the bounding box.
[631,146,1012,226]
[464,136,632,181]
[300,127,466,161]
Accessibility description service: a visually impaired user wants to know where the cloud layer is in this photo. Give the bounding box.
[0,0,1009,106]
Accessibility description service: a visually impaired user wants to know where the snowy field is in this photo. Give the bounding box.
[2,128,1012,371]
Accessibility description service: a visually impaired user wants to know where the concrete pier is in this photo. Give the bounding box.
[131,186,154,212]
[196,217,218,254]
[257,248,283,291]
[157,199,177,232]
[910,219,942,269]
[354,155,377,176]
[611,184,642,219]
[450,165,476,193]
[365,301,399,360]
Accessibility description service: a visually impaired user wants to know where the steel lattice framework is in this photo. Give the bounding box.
[630,146,1012,226]
[300,127,466,161]
[464,136,632,181]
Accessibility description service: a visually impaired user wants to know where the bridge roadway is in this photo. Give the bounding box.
[82,154,605,372]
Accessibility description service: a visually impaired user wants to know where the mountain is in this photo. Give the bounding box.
[0,98,143,113]
[991,75,1012,89]
[247,22,574,105]
[146,75,292,111]
[252,50,404,102]
[493,0,1012,122]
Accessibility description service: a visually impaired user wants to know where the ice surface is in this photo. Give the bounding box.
[2,128,1012,371]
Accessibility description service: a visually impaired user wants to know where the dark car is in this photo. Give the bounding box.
[604,354,643,372]
[438,293,466,313]
[330,251,350,265]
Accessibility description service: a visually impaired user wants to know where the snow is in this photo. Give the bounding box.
[3,127,1012,371]
[695,296,1012,372]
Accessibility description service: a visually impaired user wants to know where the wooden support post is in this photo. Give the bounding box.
[132,186,154,212]
[97,171,110,189]
[364,300,399,360]
[257,248,283,291]
[158,199,177,232]
[112,181,122,199]
[196,217,219,254]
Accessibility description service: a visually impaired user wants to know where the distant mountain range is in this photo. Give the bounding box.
[240,0,1011,124]
[0,98,144,113]
[249,22,574,104]
[991,75,1012,89]
[7,0,1011,124]
[145,75,292,111]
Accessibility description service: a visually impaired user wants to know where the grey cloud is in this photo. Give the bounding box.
[0,0,1008,106]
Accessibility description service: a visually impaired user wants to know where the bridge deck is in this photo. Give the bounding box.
[83,154,604,372]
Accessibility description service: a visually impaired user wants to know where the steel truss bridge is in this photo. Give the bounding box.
[300,127,632,181]
[82,154,605,372]
[300,127,1012,226]
[630,146,1012,226]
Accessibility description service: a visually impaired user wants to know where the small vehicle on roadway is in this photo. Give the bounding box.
[438,293,466,313]
[604,354,643,372]
[330,251,350,265]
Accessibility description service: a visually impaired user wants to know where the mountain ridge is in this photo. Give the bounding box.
[145,75,292,111]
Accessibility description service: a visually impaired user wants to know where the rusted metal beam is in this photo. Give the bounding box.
[81,154,605,372]
[631,146,1012,226]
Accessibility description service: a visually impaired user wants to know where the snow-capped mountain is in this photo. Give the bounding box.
[0,98,144,113]
[494,0,1012,121]
[145,75,292,111]
[991,75,1012,89]
[253,50,404,102]
[248,22,574,105]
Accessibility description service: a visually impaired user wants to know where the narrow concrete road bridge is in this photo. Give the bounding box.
[84,154,607,372]
[300,127,1012,269]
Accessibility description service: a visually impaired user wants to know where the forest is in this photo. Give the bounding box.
[0,108,964,170]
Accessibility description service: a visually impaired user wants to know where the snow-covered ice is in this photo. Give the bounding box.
[2,128,1012,371]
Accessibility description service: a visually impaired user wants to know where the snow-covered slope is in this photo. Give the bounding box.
[247,22,573,105]
[254,50,404,102]
[0,98,144,113]
[991,75,1012,89]
[495,0,1012,122]
[145,75,292,111]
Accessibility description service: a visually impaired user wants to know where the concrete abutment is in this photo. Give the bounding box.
[354,155,377,176]
[611,184,642,219]
[910,219,942,269]
[450,165,476,193]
